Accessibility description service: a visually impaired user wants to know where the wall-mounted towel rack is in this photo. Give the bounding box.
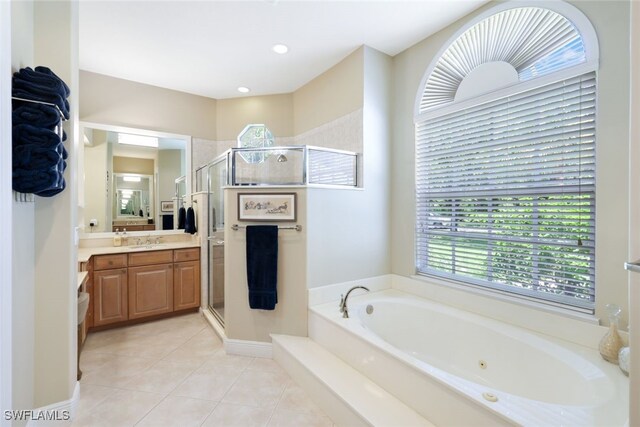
[231,224,302,232]
[11,96,67,121]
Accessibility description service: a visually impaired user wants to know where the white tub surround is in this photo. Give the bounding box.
[309,288,629,427]
[272,334,433,427]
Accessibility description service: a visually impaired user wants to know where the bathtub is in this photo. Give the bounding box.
[309,289,628,426]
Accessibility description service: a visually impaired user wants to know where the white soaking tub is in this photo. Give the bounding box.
[309,289,628,427]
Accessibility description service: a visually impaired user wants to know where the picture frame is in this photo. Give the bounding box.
[238,193,296,222]
[161,201,174,212]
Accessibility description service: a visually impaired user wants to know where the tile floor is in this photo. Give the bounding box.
[72,313,334,427]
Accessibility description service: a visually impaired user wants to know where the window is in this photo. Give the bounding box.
[415,4,598,312]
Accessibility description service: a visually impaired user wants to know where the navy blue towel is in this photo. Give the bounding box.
[12,88,69,120]
[184,207,197,234]
[13,123,60,147]
[177,207,186,229]
[162,214,174,230]
[13,142,65,170]
[246,226,278,310]
[14,66,70,98]
[12,103,61,130]
[12,161,64,195]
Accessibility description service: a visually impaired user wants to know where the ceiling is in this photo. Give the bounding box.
[79,0,488,100]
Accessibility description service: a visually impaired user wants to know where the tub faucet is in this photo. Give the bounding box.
[339,286,370,318]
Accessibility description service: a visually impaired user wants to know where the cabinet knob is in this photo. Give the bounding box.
[108,260,113,265]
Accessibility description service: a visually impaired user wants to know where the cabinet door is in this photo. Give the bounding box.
[128,264,174,319]
[174,261,201,311]
[93,269,128,326]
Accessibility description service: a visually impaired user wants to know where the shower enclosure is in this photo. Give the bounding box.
[196,145,358,330]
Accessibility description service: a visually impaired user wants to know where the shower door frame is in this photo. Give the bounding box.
[205,153,230,326]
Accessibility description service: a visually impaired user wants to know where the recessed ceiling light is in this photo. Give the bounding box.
[123,176,141,182]
[237,86,250,93]
[272,44,289,54]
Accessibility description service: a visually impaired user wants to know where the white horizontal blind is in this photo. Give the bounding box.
[308,149,357,186]
[416,72,596,311]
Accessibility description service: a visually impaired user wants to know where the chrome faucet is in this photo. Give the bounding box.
[339,286,370,318]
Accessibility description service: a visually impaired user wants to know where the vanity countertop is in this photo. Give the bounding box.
[78,240,201,263]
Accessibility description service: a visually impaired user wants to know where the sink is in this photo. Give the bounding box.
[127,243,169,251]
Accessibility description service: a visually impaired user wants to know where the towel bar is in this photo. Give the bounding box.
[231,224,302,232]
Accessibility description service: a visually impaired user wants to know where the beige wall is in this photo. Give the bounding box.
[10,0,35,419]
[293,47,364,134]
[80,70,217,140]
[216,94,294,140]
[390,1,631,327]
[306,47,392,288]
[157,149,183,207]
[83,130,108,231]
[112,156,154,175]
[33,0,78,408]
[224,188,308,342]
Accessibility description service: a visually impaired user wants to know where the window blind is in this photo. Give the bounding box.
[416,72,596,311]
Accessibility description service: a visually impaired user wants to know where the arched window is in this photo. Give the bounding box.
[414,2,598,312]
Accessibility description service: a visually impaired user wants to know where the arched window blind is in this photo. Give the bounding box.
[415,5,598,312]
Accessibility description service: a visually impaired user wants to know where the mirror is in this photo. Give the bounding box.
[81,123,190,233]
[114,174,152,218]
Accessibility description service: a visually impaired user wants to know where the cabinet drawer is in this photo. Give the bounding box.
[174,248,200,262]
[128,250,173,267]
[94,254,128,271]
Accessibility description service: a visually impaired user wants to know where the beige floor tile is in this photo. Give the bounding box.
[75,384,117,413]
[136,395,217,427]
[267,409,333,427]
[171,365,241,401]
[221,370,288,409]
[201,402,273,427]
[80,354,156,388]
[247,358,286,374]
[120,360,198,395]
[199,351,254,373]
[79,352,113,374]
[162,329,223,365]
[72,389,163,427]
[275,382,325,416]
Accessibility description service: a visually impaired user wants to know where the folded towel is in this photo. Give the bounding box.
[12,123,60,148]
[13,142,65,170]
[13,66,70,98]
[12,103,61,130]
[34,174,65,197]
[177,207,186,229]
[184,207,197,234]
[246,225,278,310]
[12,162,63,194]
[11,87,69,119]
[162,214,174,230]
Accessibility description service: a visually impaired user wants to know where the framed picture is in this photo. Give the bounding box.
[238,193,296,222]
[161,201,174,212]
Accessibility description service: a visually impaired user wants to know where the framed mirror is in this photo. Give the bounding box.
[80,122,191,234]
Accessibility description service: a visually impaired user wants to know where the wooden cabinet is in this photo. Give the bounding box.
[88,247,200,331]
[93,268,128,326]
[174,260,200,310]
[128,264,174,319]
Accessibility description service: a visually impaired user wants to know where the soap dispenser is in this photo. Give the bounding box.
[598,303,624,363]
[113,228,122,247]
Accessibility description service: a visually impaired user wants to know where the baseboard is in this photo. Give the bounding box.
[25,381,79,426]
[224,338,272,358]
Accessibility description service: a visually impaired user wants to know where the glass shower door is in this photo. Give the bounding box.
[207,157,227,325]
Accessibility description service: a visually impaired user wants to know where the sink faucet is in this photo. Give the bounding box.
[339,286,370,318]
[145,234,151,245]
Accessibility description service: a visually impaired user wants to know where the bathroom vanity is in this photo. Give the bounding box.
[78,241,201,334]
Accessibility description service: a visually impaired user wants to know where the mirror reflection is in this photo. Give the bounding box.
[82,125,187,233]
